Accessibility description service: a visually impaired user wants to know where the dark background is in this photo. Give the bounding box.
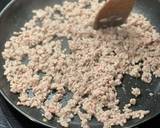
[0,0,10,10]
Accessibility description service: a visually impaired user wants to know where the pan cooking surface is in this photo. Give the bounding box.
[0,0,160,128]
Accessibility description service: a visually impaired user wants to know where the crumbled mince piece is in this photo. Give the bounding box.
[149,93,154,97]
[130,98,137,105]
[2,0,160,128]
[131,88,141,97]
[43,118,48,122]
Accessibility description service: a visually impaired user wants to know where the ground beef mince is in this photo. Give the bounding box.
[2,0,160,128]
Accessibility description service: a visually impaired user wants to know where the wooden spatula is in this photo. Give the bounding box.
[94,0,135,29]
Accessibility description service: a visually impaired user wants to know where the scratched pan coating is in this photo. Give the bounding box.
[0,0,160,128]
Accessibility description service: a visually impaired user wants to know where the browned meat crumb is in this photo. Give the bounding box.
[2,0,160,128]
[131,88,141,97]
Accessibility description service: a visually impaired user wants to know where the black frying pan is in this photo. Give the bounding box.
[0,0,160,128]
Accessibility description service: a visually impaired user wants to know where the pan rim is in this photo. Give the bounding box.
[0,0,160,128]
[0,0,15,18]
